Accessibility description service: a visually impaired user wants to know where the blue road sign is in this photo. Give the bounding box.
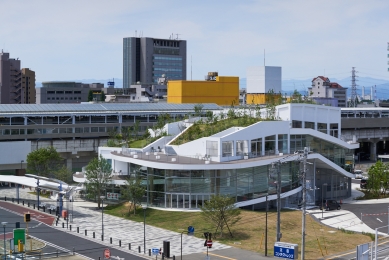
[152,248,159,255]
[274,242,298,259]
[188,226,195,235]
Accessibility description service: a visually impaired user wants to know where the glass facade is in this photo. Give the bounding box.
[152,56,183,82]
[128,162,300,209]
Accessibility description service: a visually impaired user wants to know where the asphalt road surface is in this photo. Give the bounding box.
[342,201,389,231]
[0,202,147,260]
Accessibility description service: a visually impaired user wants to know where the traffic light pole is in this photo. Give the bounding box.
[301,147,308,260]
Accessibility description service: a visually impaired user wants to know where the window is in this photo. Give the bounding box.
[206,141,218,157]
[236,140,248,156]
[222,141,233,157]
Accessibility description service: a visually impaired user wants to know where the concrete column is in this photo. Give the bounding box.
[67,158,72,170]
[275,135,279,154]
[370,141,378,161]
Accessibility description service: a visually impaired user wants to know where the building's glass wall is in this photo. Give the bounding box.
[290,135,353,168]
[128,161,300,209]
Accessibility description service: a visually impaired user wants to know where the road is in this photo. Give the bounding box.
[0,202,147,260]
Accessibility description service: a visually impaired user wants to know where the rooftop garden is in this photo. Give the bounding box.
[171,103,278,145]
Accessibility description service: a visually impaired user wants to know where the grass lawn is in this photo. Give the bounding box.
[105,203,373,259]
[28,191,51,198]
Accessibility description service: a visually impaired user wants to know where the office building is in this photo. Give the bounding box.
[123,36,187,90]
[21,68,36,104]
[0,51,21,104]
[36,81,112,104]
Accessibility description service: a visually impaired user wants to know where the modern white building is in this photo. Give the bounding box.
[246,66,282,94]
[75,103,358,210]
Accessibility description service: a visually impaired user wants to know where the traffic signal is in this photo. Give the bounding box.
[24,213,31,222]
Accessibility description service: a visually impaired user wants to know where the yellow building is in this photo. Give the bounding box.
[167,76,239,106]
[246,93,282,105]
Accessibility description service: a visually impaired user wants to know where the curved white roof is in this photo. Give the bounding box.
[0,176,70,191]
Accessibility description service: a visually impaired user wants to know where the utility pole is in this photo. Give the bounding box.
[276,161,282,242]
[301,147,308,260]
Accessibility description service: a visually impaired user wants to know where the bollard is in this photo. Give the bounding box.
[33,204,35,209]
[22,201,24,206]
[129,243,131,250]
[149,249,151,256]
[73,247,75,255]
[4,196,6,201]
[17,199,19,204]
[77,227,79,233]
[101,235,104,241]
[162,253,165,259]
[138,246,141,253]
[62,223,64,228]
[28,202,30,207]
[49,209,52,214]
[172,256,175,260]
[57,250,59,257]
[85,230,87,236]
[119,240,121,247]
[93,232,95,238]
[110,237,112,244]
[70,225,72,231]
[43,206,46,212]
[12,198,14,202]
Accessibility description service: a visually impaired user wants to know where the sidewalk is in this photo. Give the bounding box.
[0,187,234,258]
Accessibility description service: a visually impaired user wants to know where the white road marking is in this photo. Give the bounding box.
[377,218,383,223]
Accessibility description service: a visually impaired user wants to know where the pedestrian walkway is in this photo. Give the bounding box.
[0,187,234,258]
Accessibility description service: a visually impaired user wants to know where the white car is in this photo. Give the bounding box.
[354,170,363,179]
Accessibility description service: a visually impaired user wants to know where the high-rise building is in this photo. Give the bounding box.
[123,37,187,90]
[21,68,36,104]
[0,51,21,104]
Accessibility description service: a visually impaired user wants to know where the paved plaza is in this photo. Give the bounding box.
[0,187,231,259]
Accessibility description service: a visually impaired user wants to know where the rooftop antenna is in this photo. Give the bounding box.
[176,34,181,40]
[264,49,265,66]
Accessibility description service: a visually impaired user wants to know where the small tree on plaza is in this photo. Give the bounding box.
[121,177,146,215]
[200,194,241,238]
[85,155,112,208]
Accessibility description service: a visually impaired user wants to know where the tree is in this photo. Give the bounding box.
[53,165,73,183]
[194,104,204,117]
[85,155,112,208]
[121,177,146,215]
[88,90,93,102]
[26,147,63,178]
[200,195,241,238]
[100,91,106,102]
[367,160,388,196]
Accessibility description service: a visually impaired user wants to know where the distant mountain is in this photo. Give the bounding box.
[241,76,389,100]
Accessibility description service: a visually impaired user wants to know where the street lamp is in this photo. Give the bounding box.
[20,160,24,169]
[321,183,327,219]
[2,222,7,259]
[142,204,147,254]
[100,195,105,240]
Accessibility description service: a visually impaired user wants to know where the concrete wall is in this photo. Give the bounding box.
[246,66,281,94]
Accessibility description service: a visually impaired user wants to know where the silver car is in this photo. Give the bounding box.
[354,170,363,179]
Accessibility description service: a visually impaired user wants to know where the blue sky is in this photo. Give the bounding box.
[1,0,389,86]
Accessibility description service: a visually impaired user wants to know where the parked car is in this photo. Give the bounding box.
[360,177,368,189]
[320,199,341,211]
[354,169,363,179]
